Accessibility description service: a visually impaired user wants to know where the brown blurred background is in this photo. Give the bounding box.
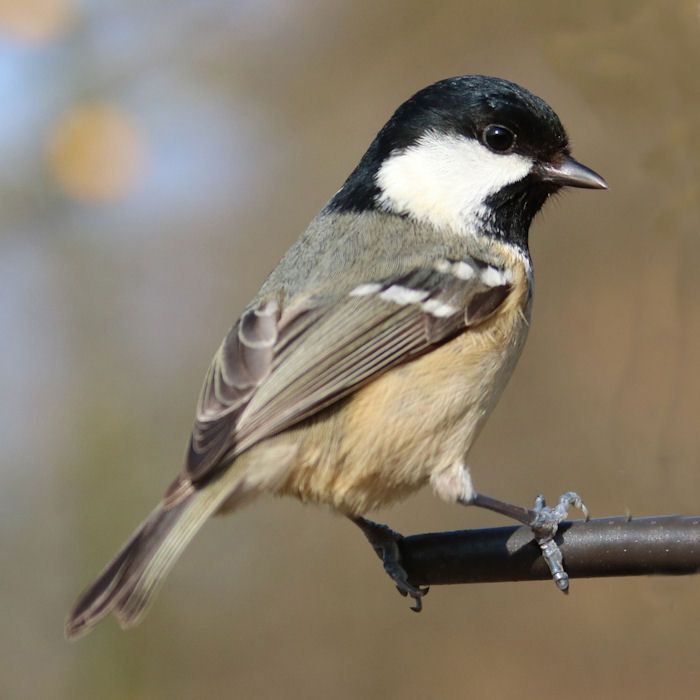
[1,1,699,697]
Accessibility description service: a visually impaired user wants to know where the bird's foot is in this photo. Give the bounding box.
[530,491,589,593]
[352,517,429,612]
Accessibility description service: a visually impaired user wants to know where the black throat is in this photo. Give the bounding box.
[480,175,558,252]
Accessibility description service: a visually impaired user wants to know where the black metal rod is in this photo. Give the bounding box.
[398,515,700,586]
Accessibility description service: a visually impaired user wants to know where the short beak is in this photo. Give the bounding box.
[536,155,607,190]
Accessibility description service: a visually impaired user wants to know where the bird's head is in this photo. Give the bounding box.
[329,75,606,249]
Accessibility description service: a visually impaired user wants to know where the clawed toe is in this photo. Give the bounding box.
[352,517,428,612]
[531,491,589,539]
[530,491,588,593]
[394,579,429,612]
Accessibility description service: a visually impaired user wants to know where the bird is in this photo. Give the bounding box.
[65,75,607,639]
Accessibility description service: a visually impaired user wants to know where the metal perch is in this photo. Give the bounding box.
[397,515,700,587]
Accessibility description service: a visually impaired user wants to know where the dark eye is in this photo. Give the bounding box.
[482,124,516,153]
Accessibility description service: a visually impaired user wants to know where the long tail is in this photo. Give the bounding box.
[65,469,249,640]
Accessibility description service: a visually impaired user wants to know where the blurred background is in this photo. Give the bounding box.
[2,0,699,697]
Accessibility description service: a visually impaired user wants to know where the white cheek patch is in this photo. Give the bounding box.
[375,131,533,233]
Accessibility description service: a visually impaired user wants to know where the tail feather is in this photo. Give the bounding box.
[66,472,249,640]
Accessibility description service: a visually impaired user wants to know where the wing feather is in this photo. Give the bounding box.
[176,258,513,492]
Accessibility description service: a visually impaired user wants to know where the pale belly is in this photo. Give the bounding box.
[274,308,530,515]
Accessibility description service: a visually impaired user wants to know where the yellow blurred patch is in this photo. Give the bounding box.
[48,103,146,203]
[0,0,73,43]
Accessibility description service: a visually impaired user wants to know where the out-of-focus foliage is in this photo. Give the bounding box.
[0,0,73,43]
[1,1,699,698]
[48,102,145,201]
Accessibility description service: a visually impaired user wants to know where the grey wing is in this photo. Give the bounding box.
[168,258,513,498]
[180,299,283,485]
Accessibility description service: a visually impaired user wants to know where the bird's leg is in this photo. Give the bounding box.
[350,516,429,612]
[460,491,589,592]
